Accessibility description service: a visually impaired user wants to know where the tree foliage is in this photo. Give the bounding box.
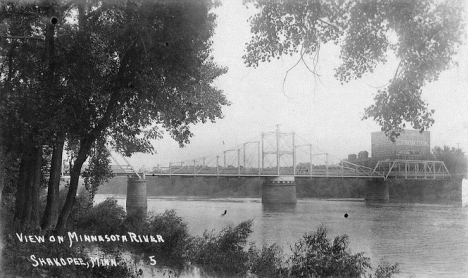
[289,226,399,278]
[248,243,287,277]
[187,220,253,276]
[0,0,229,230]
[432,145,467,177]
[81,138,113,198]
[244,0,465,140]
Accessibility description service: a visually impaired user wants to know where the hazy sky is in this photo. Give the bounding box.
[126,0,468,170]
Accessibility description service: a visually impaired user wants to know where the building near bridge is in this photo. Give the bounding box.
[371,130,431,159]
[358,150,369,159]
[347,130,433,168]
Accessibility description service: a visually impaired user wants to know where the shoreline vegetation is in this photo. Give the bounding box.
[1,189,399,278]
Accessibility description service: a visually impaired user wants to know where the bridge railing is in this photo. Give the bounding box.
[149,160,452,180]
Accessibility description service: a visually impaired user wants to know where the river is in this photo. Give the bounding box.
[94,195,468,278]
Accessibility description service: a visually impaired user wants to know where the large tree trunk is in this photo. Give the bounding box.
[56,136,94,232]
[28,145,42,228]
[41,139,64,230]
[14,138,42,228]
[54,2,115,231]
[40,1,60,230]
[0,143,6,209]
[21,147,35,226]
[14,144,29,223]
[13,164,24,222]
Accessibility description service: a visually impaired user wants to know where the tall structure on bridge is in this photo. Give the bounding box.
[261,125,297,204]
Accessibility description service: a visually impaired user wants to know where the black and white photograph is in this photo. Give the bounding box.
[0,0,467,277]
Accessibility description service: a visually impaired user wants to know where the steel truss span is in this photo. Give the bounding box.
[373,160,451,180]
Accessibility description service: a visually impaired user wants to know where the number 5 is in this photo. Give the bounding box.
[149,256,157,266]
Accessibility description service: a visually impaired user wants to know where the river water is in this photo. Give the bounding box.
[94,195,468,278]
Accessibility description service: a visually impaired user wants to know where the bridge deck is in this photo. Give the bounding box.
[144,159,451,180]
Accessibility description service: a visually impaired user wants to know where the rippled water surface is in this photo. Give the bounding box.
[95,195,468,278]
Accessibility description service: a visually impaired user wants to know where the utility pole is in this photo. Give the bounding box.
[258,141,261,175]
[309,144,313,177]
[292,132,295,175]
[238,148,241,176]
[243,143,247,169]
[276,124,280,175]
[261,133,264,168]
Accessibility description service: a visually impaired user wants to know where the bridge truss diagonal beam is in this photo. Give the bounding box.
[373,160,451,180]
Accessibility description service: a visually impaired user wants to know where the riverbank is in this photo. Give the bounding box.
[2,193,400,278]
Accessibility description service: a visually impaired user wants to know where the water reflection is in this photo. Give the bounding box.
[255,203,298,248]
[261,203,297,214]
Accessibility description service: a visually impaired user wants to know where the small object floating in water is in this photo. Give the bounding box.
[344,213,348,218]
[222,210,227,216]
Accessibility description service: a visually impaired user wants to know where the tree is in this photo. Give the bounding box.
[0,0,229,231]
[243,0,465,140]
[289,226,399,278]
[432,145,467,177]
[0,1,61,228]
[55,0,229,232]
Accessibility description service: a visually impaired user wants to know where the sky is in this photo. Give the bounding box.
[126,0,468,170]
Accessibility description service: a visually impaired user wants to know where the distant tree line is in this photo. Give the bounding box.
[432,146,467,177]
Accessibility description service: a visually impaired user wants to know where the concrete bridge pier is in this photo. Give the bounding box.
[365,178,389,201]
[126,176,148,215]
[262,176,297,204]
